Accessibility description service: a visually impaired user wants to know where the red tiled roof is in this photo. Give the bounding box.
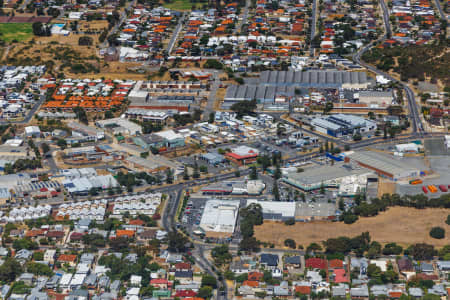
[295,286,311,294]
[306,258,327,269]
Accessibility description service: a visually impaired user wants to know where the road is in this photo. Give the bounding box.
[433,0,447,20]
[352,0,424,135]
[166,13,185,55]
[309,0,318,56]
[100,0,137,48]
[234,0,250,34]
[379,0,392,37]
[0,94,45,125]
[202,71,220,121]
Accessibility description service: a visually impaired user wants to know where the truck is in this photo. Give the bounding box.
[409,179,423,185]
[428,185,438,193]
[438,185,448,192]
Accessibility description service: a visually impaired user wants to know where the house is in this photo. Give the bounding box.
[130,275,142,286]
[15,249,32,262]
[408,287,423,298]
[351,285,369,299]
[260,253,279,269]
[150,278,168,289]
[306,257,327,270]
[329,259,344,269]
[397,258,414,272]
[295,282,311,295]
[174,262,191,272]
[174,270,193,283]
[284,255,301,269]
[332,284,349,298]
[18,273,34,285]
[44,249,56,264]
[58,254,77,267]
[247,271,263,281]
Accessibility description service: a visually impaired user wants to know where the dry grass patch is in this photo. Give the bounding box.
[254,207,450,248]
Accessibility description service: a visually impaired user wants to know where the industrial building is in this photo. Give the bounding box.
[62,174,119,195]
[199,200,240,237]
[283,163,372,191]
[125,109,169,124]
[395,143,422,153]
[223,85,293,109]
[68,122,105,142]
[355,90,393,107]
[258,70,371,89]
[246,200,336,221]
[311,114,377,137]
[200,180,266,195]
[347,151,422,180]
[95,118,142,136]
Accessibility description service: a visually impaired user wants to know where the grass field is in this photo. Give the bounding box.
[0,23,33,42]
[161,0,193,10]
[254,207,450,248]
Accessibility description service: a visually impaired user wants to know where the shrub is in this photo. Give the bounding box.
[284,239,296,249]
[284,218,295,226]
[430,227,445,239]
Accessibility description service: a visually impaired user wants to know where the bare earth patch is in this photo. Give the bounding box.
[254,207,450,248]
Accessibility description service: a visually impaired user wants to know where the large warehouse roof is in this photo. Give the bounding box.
[224,84,296,101]
[348,151,421,179]
[199,200,240,234]
[259,70,369,85]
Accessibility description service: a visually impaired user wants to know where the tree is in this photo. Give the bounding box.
[197,286,213,298]
[324,101,334,114]
[0,258,23,282]
[408,243,436,260]
[208,112,215,123]
[284,238,296,249]
[32,22,50,36]
[306,242,322,253]
[40,143,50,154]
[57,138,67,149]
[284,218,295,225]
[165,168,174,184]
[78,36,93,46]
[239,236,259,252]
[192,164,200,179]
[273,182,280,201]
[446,214,450,225]
[26,262,53,276]
[249,166,258,180]
[211,245,232,265]
[230,99,257,118]
[167,231,188,252]
[203,59,223,69]
[429,227,445,239]
[382,243,403,255]
[201,274,217,288]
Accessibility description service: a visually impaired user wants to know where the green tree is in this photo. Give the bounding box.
[429,227,445,239]
[249,166,258,180]
[284,238,296,249]
[273,182,280,201]
[201,274,217,288]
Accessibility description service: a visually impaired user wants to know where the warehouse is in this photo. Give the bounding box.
[125,109,169,124]
[223,85,295,108]
[355,90,393,107]
[283,163,372,191]
[200,180,265,195]
[347,151,422,180]
[258,70,371,89]
[246,200,295,220]
[311,114,377,137]
[199,200,240,237]
[96,118,142,136]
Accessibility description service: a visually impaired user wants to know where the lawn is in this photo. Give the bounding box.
[0,23,33,43]
[161,0,193,10]
[254,207,450,248]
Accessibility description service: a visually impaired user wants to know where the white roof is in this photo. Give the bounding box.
[155,130,183,141]
[199,200,240,233]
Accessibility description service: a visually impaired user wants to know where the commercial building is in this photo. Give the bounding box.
[225,146,260,166]
[395,143,421,153]
[125,109,169,124]
[311,114,377,137]
[199,200,240,237]
[199,152,225,166]
[24,126,41,138]
[201,180,265,195]
[63,174,119,195]
[283,163,372,191]
[68,122,105,142]
[95,118,142,136]
[347,151,422,180]
[123,155,169,173]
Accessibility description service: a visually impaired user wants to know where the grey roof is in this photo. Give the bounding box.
[351,285,369,297]
[284,256,301,265]
[408,287,423,297]
[259,70,369,87]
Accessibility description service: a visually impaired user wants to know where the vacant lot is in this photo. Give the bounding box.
[254,207,450,247]
[0,23,33,42]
